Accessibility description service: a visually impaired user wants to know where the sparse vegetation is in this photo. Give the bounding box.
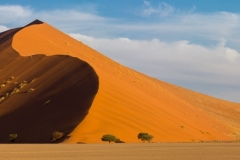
[9,134,17,143]
[0,79,33,103]
[0,76,16,89]
[10,87,19,95]
[101,134,119,143]
[138,132,154,143]
[19,81,27,88]
[0,97,5,102]
[6,80,11,84]
[114,138,125,143]
[30,78,36,83]
[28,88,35,92]
[51,131,64,142]
[43,100,51,106]
[0,84,6,88]
[5,93,9,97]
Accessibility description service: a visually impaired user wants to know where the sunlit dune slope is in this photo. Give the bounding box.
[1,20,239,143]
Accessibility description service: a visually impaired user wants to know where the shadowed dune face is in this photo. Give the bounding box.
[0,25,99,143]
[0,28,21,63]
[0,20,239,143]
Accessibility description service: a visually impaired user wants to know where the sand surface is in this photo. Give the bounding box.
[0,20,239,143]
[0,143,239,160]
[0,21,99,143]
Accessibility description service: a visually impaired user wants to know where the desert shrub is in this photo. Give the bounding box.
[5,93,9,97]
[0,84,5,88]
[19,81,28,88]
[137,132,148,142]
[115,138,125,143]
[42,100,51,106]
[138,132,154,143]
[101,134,118,143]
[43,100,51,106]
[51,131,64,142]
[30,78,36,83]
[9,134,17,143]
[10,88,19,95]
[28,88,35,92]
[0,97,5,102]
[145,134,154,143]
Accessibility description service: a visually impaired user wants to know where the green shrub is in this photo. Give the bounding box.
[138,132,154,143]
[101,134,118,143]
[115,138,125,143]
[9,134,17,143]
[51,131,64,142]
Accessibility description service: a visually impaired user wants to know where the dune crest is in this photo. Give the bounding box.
[0,20,239,143]
[0,23,98,143]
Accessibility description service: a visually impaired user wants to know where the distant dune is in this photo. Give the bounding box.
[0,20,239,143]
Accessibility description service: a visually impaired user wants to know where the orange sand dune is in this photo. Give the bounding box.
[0,20,239,143]
[0,21,98,143]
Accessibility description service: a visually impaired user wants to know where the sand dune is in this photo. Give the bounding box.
[0,20,239,143]
[0,21,98,143]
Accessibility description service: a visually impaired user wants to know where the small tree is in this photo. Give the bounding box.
[9,134,17,143]
[138,132,154,143]
[101,134,118,143]
[138,132,148,142]
[145,134,154,143]
[115,138,125,143]
[51,131,64,142]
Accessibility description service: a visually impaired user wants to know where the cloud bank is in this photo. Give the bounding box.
[70,33,240,102]
[0,2,240,102]
[0,25,8,32]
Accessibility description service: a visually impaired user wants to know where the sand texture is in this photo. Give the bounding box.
[0,21,98,143]
[0,20,239,143]
[0,143,240,160]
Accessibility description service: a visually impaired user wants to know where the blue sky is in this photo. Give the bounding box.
[0,0,240,102]
[2,0,240,13]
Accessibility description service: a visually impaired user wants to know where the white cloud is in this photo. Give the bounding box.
[225,48,240,63]
[70,33,240,102]
[142,1,174,17]
[34,9,110,34]
[0,25,8,32]
[0,5,110,34]
[0,5,32,24]
[143,0,150,6]
[1,4,240,45]
[38,10,106,22]
[0,5,31,17]
[0,3,240,102]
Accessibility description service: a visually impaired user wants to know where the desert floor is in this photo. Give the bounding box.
[0,143,239,160]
